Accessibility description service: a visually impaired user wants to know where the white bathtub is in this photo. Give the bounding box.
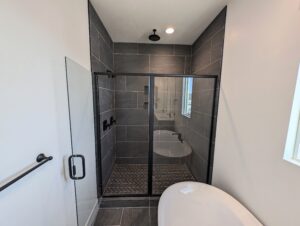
[154,130,192,158]
[158,182,263,226]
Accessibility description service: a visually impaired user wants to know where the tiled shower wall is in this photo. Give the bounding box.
[89,0,226,195]
[174,7,227,182]
[115,75,149,164]
[113,43,192,164]
[88,2,115,194]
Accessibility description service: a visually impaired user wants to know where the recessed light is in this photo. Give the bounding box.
[165,27,175,34]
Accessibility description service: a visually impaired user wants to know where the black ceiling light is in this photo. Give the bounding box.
[149,29,160,42]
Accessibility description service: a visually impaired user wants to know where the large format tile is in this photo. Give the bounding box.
[116,109,148,125]
[139,44,173,55]
[126,76,149,92]
[99,36,113,70]
[101,146,116,187]
[114,43,138,54]
[174,45,191,56]
[94,208,123,226]
[100,110,115,137]
[90,22,100,59]
[116,142,149,158]
[114,55,149,73]
[115,91,138,108]
[150,207,158,226]
[211,28,225,63]
[121,208,150,226]
[115,76,126,91]
[184,127,210,161]
[99,88,114,113]
[126,126,149,141]
[101,128,116,159]
[150,55,185,74]
[192,43,211,73]
[91,55,106,74]
[188,111,212,139]
[116,126,127,141]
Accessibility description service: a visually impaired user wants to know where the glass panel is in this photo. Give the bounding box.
[152,76,216,195]
[181,77,193,118]
[65,58,97,226]
[101,75,149,196]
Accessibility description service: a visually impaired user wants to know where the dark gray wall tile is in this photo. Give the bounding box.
[98,75,114,90]
[116,142,149,158]
[100,110,115,137]
[90,22,100,59]
[126,76,149,91]
[91,55,106,73]
[101,128,115,159]
[102,145,115,186]
[139,44,174,55]
[99,37,113,70]
[211,29,225,63]
[116,125,126,141]
[185,56,192,74]
[115,91,138,108]
[174,45,191,56]
[127,126,149,141]
[189,111,212,138]
[114,43,138,54]
[192,44,211,73]
[114,55,150,73]
[137,91,149,109]
[116,109,148,125]
[115,76,126,91]
[99,88,114,113]
[189,151,207,182]
[150,56,185,74]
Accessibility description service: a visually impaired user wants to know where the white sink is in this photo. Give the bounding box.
[158,182,263,226]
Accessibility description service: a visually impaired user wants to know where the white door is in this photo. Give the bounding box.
[65,58,97,226]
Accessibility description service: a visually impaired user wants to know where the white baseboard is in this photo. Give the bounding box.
[85,199,99,226]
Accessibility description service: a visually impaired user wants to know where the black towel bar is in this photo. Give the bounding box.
[0,153,53,192]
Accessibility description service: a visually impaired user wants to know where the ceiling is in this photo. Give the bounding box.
[90,0,228,45]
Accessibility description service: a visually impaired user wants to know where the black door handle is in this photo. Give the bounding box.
[68,154,86,180]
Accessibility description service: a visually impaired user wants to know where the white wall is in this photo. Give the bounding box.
[213,0,300,225]
[0,1,91,226]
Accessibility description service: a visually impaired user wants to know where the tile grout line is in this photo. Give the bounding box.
[119,208,124,226]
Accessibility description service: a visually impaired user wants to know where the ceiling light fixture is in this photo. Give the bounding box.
[165,27,175,34]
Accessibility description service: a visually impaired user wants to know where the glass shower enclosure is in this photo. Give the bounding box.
[93,72,217,197]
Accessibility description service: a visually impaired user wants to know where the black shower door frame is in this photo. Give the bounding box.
[93,72,218,197]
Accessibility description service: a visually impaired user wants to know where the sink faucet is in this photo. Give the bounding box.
[172,132,183,143]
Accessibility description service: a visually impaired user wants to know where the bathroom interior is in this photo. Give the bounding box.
[1,1,300,226]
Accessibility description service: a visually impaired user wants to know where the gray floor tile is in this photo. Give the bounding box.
[94,208,123,226]
[121,208,150,226]
[150,208,158,226]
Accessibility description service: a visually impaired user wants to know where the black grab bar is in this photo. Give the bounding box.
[0,153,53,192]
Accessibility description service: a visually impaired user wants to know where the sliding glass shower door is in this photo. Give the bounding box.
[97,73,217,197]
[152,76,216,195]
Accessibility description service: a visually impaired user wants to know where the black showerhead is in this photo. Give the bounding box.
[149,29,160,42]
